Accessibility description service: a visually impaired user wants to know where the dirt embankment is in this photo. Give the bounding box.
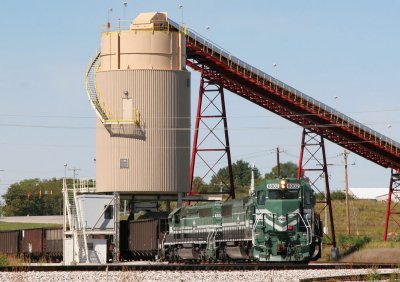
[340,248,400,263]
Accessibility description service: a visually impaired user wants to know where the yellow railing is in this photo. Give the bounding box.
[85,51,143,127]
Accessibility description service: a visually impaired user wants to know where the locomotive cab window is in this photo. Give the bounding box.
[304,190,312,205]
[285,190,299,199]
[268,190,282,199]
[268,190,299,199]
[257,191,266,205]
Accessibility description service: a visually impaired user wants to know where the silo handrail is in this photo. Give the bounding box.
[85,52,110,123]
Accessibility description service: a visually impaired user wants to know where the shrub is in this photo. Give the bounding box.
[316,191,354,201]
[337,234,371,256]
[391,235,400,242]
[0,253,9,266]
[367,267,380,281]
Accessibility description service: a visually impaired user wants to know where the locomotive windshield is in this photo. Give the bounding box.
[257,189,299,204]
[267,189,299,199]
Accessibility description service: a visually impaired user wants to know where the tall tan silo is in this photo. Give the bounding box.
[89,12,190,194]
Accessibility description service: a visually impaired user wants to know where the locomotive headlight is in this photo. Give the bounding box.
[280,179,287,190]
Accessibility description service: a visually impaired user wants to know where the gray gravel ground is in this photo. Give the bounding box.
[0,269,398,282]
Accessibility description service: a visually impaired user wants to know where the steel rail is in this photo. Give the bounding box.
[0,262,398,272]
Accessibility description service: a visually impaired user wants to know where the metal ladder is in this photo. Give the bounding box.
[207,230,217,258]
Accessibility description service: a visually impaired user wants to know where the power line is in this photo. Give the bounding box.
[0,107,399,120]
[0,142,92,148]
[0,114,94,119]
[0,121,398,130]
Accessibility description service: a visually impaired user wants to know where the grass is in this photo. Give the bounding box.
[316,199,400,261]
[365,241,400,249]
[317,199,395,241]
[0,221,61,231]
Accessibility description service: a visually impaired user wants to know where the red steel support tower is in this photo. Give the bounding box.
[384,170,400,240]
[298,128,336,248]
[189,69,235,199]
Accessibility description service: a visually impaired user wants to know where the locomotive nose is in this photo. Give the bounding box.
[274,200,299,217]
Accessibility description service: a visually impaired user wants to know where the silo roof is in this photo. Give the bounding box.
[132,12,167,25]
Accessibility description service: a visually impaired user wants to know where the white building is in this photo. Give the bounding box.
[349,187,399,202]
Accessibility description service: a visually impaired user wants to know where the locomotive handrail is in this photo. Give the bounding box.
[254,211,276,231]
[160,231,168,251]
[252,216,260,232]
[304,214,313,245]
[293,212,312,245]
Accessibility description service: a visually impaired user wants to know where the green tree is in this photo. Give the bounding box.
[192,176,210,193]
[0,200,4,216]
[331,191,353,200]
[264,161,298,179]
[210,160,261,196]
[2,178,63,216]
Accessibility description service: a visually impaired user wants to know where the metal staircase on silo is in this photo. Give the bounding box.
[85,52,144,138]
[85,52,110,123]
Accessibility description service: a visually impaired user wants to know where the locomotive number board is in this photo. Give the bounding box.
[266,183,301,189]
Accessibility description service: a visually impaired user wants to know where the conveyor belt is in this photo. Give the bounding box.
[167,19,400,170]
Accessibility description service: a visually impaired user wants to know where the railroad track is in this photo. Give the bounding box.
[0,262,397,272]
[301,272,400,282]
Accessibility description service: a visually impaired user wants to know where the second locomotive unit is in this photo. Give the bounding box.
[163,178,322,262]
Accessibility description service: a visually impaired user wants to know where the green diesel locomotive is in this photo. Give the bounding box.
[163,178,323,262]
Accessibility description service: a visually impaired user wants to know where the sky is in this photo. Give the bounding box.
[0,1,399,196]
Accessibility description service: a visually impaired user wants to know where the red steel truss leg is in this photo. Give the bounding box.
[189,76,204,195]
[298,128,336,248]
[189,69,235,200]
[383,169,400,240]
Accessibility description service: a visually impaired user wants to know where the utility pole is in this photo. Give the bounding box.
[343,150,350,235]
[276,146,281,177]
[73,168,79,179]
[69,167,80,180]
[68,167,81,193]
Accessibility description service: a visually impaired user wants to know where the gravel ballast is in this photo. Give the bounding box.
[0,269,398,282]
